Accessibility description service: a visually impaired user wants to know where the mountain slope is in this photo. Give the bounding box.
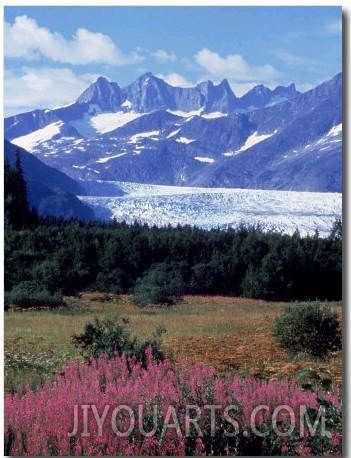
[5,72,341,193]
[4,140,95,219]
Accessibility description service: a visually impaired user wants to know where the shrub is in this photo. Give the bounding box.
[93,268,129,294]
[190,261,225,295]
[272,303,341,358]
[71,315,166,366]
[133,263,185,307]
[295,367,335,393]
[6,281,64,309]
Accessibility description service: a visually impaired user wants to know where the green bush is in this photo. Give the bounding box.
[133,263,185,307]
[93,269,130,294]
[72,315,166,366]
[272,303,341,358]
[295,367,335,393]
[6,281,64,309]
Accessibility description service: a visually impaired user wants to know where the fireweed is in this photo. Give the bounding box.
[4,349,342,456]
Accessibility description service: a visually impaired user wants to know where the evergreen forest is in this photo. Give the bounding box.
[4,151,342,306]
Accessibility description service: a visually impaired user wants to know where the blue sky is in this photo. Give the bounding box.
[4,5,342,116]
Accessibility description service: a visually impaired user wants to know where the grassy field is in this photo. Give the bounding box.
[4,293,342,394]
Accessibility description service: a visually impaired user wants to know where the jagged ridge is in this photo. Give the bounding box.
[4,72,341,194]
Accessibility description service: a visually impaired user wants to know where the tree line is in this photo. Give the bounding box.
[4,151,342,304]
[4,217,341,303]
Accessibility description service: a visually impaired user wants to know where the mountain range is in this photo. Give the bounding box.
[5,72,342,195]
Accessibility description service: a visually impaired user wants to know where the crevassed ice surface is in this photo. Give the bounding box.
[78,181,342,237]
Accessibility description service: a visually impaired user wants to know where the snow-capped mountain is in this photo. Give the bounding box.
[239,83,299,110]
[5,72,300,140]
[5,72,341,192]
[75,72,298,115]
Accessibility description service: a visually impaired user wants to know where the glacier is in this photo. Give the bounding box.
[78,181,342,238]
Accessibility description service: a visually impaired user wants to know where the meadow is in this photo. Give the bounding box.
[4,294,342,392]
[4,294,343,456]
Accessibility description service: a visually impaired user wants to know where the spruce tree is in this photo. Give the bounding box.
[4,148,37,229]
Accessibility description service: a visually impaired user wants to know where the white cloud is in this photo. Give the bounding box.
[4,15,143,66]
[4,67,100,116]
[156,72,193,87]
[271,49,317,67]
[270,49,328,75]
[326,19,342,34]
[194,48,280,82]
[152,50,177,63]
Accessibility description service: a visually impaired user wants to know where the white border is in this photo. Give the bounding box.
[1,2,349,457]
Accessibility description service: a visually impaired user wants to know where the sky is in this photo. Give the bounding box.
[3,4,342,117]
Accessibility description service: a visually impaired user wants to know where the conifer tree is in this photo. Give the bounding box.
[4,148,37,229]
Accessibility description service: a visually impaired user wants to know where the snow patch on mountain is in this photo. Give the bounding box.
[167,110,226,120]
[90,111,140,134]
[194,157,215,163]
[237,131,273,152]
[300,123,343,157]
[167,129,181,138]
[202,112,227,119]
[327,123,342,137]
[129,131,160,144]
[133,145,145,155]
[69,111,141,138]
[11,121,64,151]
[121,99,132,109]
[167,109,203,118]
[52,102,76,111]
[96,153,127,163]
[176,137,195,144]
